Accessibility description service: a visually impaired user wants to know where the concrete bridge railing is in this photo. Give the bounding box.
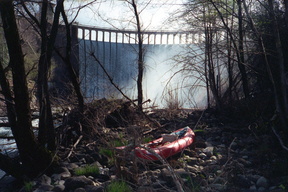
[77,25,204,44]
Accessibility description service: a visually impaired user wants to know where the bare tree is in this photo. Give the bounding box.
[0,0,54,178]
[36,0,63,150]
[267,0,288,133]
[127,0,144,111]
[59,4,84,112]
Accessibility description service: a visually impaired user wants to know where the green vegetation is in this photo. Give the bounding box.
[106,180,132,192]
[99,148,114,158]
[74,164,99,176]
[142,136,153,143]
[112,139,127,147]
[23,181,33,192]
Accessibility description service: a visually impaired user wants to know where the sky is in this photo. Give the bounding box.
[64,0,186,31]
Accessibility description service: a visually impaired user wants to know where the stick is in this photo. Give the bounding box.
[272,126,288,152]
[65,135,83,160]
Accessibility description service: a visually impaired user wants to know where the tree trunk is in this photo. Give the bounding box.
[205,26,221,109]
[131,0,144,111]
[60,7,84,112]
[0,0,54,178]
[243,0,288,139]
[210,0,249,99]
[38,0,64,150]
[237,0,249,98]
[268,0,288,132]
[284,0,288,28]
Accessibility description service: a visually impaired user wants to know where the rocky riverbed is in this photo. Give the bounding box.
[1,109,288,192]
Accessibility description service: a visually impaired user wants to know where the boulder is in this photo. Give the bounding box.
[85,185,105,192]
[256,176,269,189]
[36,174,51,185]
[52,184,65,192]
[64,176,94,191]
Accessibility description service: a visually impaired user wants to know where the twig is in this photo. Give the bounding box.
[211,138,236,185]
[0,122,10,127]
[227,137,237,160]
[65,135,83,160]
[272,126,288,152]
[140,145,185,192]
[0,97,14,105]
[270,113,288,152]
[194,110,205,129]
[90,53,137,106]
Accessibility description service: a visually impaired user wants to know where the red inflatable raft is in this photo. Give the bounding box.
[118,127,195,161]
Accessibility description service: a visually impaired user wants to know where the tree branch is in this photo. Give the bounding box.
[90,52,137,106]
[272,126,288,152]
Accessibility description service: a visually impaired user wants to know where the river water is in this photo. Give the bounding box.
[0,117,40,178]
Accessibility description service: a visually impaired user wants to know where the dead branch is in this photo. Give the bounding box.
[64,135,83,160]
[210,137,236,187]
[272,126,288,152]
[90,52,137,106]
[0,136,14,139]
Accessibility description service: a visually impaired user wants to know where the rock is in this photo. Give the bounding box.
[217,144,226,148]
[258,187,266,191]
[66,163,79,170]
[160,168,173,183]
[99,167,109,175]
[195,139,207,148]
[174,168,194,179]
[52,184,65,192]
[54,166,69,174]
[186,165,198,173]
[249,185,257,190]
[230,141,238,149]
[186,157,198,164]
[199,152,207,159]
[64,176,94,191]
[205,140,214,147]
[137,186,155,192]
[216,170,222,175]
[209,183,227,191]
[247,174,261,183]
[60,171,71,179]
[51,174,61,182]
[33,184,54,192]
[36,174,51,185]
[242,154,249,159]
[96,174,110,182]
[90,153,108,166]
[203,146,214,157]
[256,176,269,189]
[85,185,105,192]
[269,186,278,191]
[210,156,217,160]
[74,188,86,192]
[233,174,253,188]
